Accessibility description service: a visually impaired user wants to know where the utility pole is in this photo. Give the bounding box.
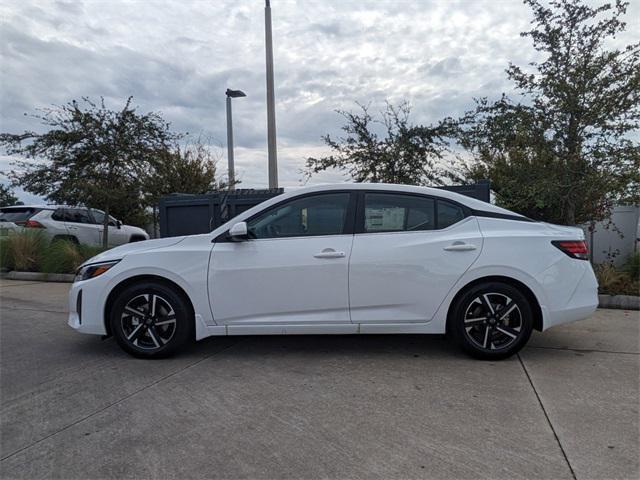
[265,0,278,188]
[225,88,246,190]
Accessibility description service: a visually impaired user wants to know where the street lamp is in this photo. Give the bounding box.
[225,88,246,190]
[265,0,278,188]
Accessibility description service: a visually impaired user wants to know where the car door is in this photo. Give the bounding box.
[90,209,128,246]
[64,208,101,245]
[209,192,355,325]
[349,192,483,324]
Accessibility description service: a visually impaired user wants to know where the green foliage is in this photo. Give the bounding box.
[0,232,105,273]
[458,0,640,225]
[0,230,47,272]
[0,238,12,270]
[305,102,456,185]
[595,261,640,296]
[621,252,640,281]
[1,97,179,246]
[0,183,21,207]
[41,240,105,274]
[144,138,229,205]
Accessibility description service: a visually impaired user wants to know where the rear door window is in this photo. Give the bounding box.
[52,208,69,221]
[66,208,93,224]
[363,194,435,233]
[437,200,465,228]
[0,208,39,223]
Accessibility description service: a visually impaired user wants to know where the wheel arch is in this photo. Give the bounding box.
[446,275,543,333]
[103,274,195,337]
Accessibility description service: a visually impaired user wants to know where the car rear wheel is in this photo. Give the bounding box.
[449,282,533,360]
[110,282,193,358]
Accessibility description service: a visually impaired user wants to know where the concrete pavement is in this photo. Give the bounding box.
[1,280,638,479]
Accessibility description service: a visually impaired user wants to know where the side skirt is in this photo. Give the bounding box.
[194,316,445,340]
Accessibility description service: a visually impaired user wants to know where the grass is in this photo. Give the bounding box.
[595,252,640,296]
[41,240,104,274]
[1,231,106,274]
[0,230,48,272]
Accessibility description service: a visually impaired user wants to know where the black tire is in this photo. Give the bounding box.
[110,281,193,358]
[449,282,533,360]
[129,235,147,243]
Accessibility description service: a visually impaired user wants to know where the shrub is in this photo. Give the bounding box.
[41,239,106,274]
[621,252,640,281]
[1,232,107,274]
[3,230,47,272]
[595,261,640,296]
[0,238,12,270]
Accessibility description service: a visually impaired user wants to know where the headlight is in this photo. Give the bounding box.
[74,260,120,282]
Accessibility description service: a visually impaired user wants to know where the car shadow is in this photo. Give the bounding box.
[188,333,467,361]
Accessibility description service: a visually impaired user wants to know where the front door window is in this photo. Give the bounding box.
[247,193,351,239]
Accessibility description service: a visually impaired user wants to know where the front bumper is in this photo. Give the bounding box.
[68,280,108,335]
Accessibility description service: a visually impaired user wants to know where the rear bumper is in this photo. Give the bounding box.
[541,261,599,330]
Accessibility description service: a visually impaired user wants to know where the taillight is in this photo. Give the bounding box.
[552,240,589,260]
[15,220,46,228]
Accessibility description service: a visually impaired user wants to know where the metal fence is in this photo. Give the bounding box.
[583,205,640,266]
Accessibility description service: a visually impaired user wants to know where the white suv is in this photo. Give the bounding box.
[0,205,149,246]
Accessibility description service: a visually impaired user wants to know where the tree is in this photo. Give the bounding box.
[1,97,178,247]
[458,0,640,225]
[0,183,21,207]
[305,102,455,186]
[144,138,231,233]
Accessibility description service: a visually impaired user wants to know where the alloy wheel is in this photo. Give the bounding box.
[120,293,177,350]
[463,292,523,351]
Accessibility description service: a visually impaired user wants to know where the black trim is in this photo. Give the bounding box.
[215,190,358,243]
[214,189,533,242]
[470,209,533,222]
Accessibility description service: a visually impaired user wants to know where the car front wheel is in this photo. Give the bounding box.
[110,282,193,358]
[449,282,533,360]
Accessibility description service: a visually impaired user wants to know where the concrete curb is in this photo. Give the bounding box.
[599,294,640,310]
[1,271,75,283]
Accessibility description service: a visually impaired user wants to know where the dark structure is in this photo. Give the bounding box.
[158,181,490,238]
[159,189,284,238]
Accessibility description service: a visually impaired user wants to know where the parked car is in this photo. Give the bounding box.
[0,205,149,246]
[68,183,598,359]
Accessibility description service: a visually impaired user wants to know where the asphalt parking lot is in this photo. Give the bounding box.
[0,279,638,480]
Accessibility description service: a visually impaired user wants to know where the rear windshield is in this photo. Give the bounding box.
[0,208,40,223]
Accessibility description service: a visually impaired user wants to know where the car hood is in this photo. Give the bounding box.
[82,236,186,265]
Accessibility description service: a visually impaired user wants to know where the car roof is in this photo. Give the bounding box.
[0,205,83,210]
[283,183,518,216]
[208,182,526,238]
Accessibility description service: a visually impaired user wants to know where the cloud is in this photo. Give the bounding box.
[1,0,638,201]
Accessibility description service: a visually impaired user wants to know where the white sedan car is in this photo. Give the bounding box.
[68,184,598,359]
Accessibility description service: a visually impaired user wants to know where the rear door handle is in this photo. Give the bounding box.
[444,243,477,252]
[314,248,346,259]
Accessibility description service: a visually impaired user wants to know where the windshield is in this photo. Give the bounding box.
[0,208,40,223]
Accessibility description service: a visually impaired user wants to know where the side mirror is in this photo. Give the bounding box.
[116,220,122,229]
[228,221,248,241]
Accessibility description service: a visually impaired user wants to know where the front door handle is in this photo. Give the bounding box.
[314,248,346,259]
[443,243,477,252]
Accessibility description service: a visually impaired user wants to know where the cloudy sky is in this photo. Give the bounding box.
[1,0,638,203]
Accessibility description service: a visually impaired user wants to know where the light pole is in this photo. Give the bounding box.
[265,0,278,188]
[225,88,246,190]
